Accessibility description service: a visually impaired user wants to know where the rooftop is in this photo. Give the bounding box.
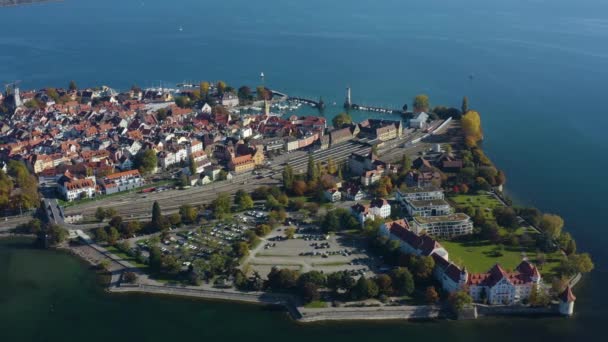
[413,213,470,224]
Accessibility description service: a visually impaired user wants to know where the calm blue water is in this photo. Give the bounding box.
[1,0,607,340]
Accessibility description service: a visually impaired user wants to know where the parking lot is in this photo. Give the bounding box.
[245,226,379,278]
[129,220,255,268]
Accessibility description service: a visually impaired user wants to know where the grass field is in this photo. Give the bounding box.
[441,240,563,277]
[105,245,149,270]
[304,300,328,308]
[448,193,503,220]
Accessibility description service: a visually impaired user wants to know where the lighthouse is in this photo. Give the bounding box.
[344,87,352,109]
[558,285,576,316]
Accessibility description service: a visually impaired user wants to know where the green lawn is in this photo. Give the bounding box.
[448,193,503,220]
[304,300,328,308]
[105,245,149,270]
[441,240,563,278]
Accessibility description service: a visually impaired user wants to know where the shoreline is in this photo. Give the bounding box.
[1,232,571,324]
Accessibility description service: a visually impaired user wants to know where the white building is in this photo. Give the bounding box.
[466,262,542,305]
[57,176,96,201]
[411,213,473,238]
[409,112,429,129]
[396,187,444,204]
[351,198,391,225]
[324,188,342,202]
[100,169,144,195]
[405,199,452,217]
[559,286,576,316]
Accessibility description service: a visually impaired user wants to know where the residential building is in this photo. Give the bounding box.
[57,176,96,201]
[342,183,365,201]
[351,198,391,225]
[324,188,342,202]
[396,187,444,203]
[411,213,474,238]
[404,199,452,217]
[100,169,144,195]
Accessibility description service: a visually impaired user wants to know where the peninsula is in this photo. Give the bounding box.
[0,82,593,321]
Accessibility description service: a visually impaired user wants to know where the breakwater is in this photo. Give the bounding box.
[0,0,60,7]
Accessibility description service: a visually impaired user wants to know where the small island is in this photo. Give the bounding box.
[0,82,593,322]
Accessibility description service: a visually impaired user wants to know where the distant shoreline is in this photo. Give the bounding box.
[0,0,61,7]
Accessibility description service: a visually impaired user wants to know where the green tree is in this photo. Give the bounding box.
[95,207,106,222]
[237,86,252,104]
[234,241,250,258]
[413,94,430,112]
[266,267,299,291]
[134,149,157,175]
[375,274,393,296]
[188,155,196,175]
[217,81,227,95]
[461,111,483,147]
[298,271,327,287]
[200,81,210,98]
[95,227,108,242]
[212,193,232,219]
[156,108,168,121]
[461,96,469,114]
[559,253,594,275]
[326,157,337,175]
[306,154,318,181]
[539,214,564,240]
[449,290,473,312]
[300,282,320,303]
[352,276,379,300]
[391,267,415,295]
[285,227,296,239]
[412,255,435,280]
[69,80,78,91]
[400,154,412,173]
[151,201,163,231]
[175,96,190,108]
[332,112,352,128]
[179,204,198,224]
[256,85,269,100]
[45,224,68,246]
[108,227,120,245]
[282,164,295,191]
[235,190,254,211]
[0,169,13,210]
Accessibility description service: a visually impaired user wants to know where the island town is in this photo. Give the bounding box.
[0,80,593,322]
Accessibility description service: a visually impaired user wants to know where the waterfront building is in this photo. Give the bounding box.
[411,213,473,238]
[466,262,542,305]
[559,286,576,316]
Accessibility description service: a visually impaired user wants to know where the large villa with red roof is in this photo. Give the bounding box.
[381,219,543,305]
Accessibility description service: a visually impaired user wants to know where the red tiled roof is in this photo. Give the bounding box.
[559,286,576,302]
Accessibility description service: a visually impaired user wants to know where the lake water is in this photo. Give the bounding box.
[1,0,607,340]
